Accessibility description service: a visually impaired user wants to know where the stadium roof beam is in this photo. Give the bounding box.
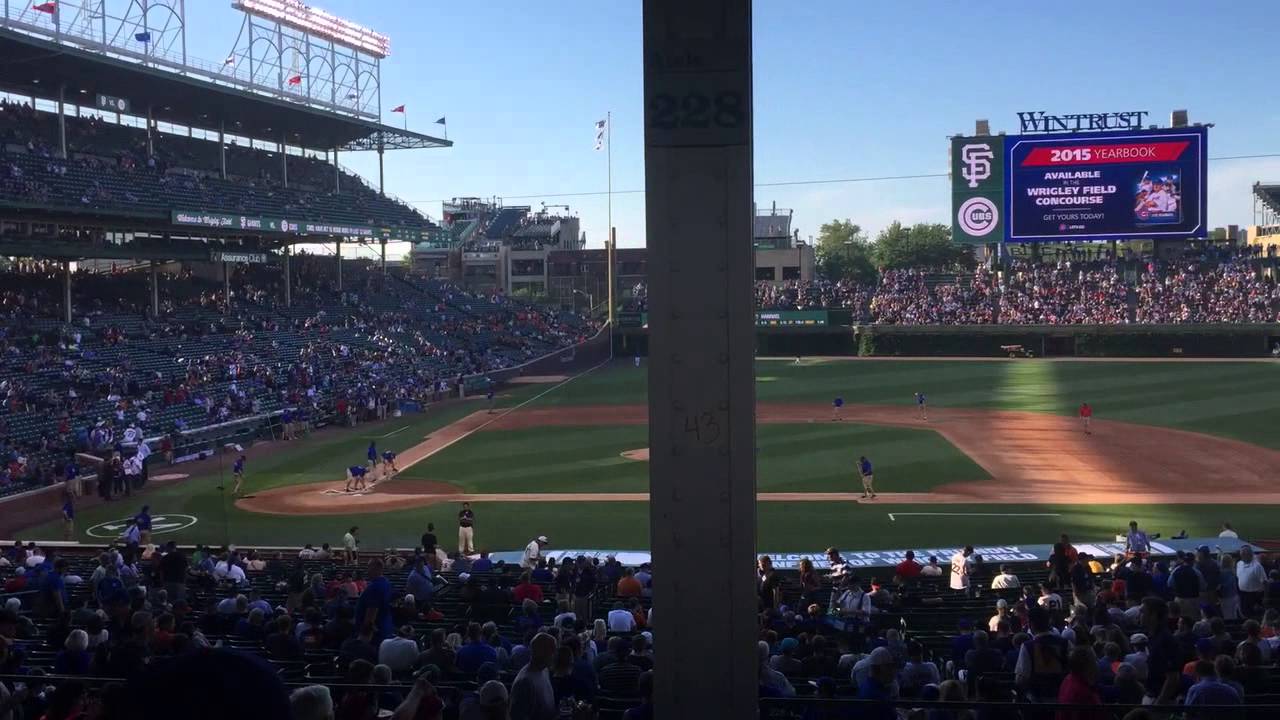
[0,26,448,153]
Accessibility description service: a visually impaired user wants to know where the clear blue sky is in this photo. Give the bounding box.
[179,0,1280,254]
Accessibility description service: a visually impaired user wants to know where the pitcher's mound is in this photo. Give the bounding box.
[620,448,650,462]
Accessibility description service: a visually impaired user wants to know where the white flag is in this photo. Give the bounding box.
[223,54,236,66]
[594,118,607,151]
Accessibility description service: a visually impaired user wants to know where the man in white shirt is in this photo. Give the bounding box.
[1237,546,1266,616]
[607,601,636,632]
[521,535,548,570]
[1037,584,1063,611]
[920,556,944,577]
[991,565,1021,590]
[989,599,1010,632]
[24,547,46,568]
[1219,523,1239,539]
[214,554,247,585]
[950,546,973,595]
[378,626,421,672]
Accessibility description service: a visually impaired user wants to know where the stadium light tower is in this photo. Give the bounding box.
[226,0,388,120]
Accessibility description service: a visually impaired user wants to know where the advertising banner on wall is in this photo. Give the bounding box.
[950,135,1006,245]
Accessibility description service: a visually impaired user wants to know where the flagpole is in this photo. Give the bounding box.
[606,110,613,327]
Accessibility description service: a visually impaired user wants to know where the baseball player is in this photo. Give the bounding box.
[914,392,928,421]
[381,449,399,478]
[346,464,368,493]
[486,381,496,414]
[858,455,876,499]
[832,396,844,422]
[367,441,379,468]
[232,455,246,496]
[1078,402,1093,435]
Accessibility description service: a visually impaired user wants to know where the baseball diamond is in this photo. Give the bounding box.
[17,357,1280,551]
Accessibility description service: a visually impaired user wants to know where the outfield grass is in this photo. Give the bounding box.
[17,358,1280,552]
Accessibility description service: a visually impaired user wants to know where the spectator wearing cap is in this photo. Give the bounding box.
[1124,633,1150,682]
[989,599,1011,632]
[854,646,898,718]
[769,637,803,675]
[521,535,548,570]
[920,555,943,577]
[1170,552,1206,619]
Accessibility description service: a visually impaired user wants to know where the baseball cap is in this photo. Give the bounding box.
[537,535,549,544]
[1196,544,1211,553]
[779,637,799,652]
[1129,633,1148,645]
[996,599,1009,609]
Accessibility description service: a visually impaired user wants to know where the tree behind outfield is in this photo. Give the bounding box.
[872,222,966,270]
[814,219,876,283]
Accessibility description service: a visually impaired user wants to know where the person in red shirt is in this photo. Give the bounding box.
[1078,402,1093,435]
[512,572,543,604]
[895,550,923,581]
[1057,646,1105,720]
[616,568,643,598]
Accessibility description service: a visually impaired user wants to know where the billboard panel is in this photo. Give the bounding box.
[950,135,1005,245]
[1004,127,1207,242]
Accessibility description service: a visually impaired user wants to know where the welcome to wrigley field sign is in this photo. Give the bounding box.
[490,537,1253,572]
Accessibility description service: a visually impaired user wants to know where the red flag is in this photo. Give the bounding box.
[33,2,57,13]
[287,74,302,85]
[391,105,405,113]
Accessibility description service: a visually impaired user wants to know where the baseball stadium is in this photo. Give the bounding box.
[2,2,1280,719]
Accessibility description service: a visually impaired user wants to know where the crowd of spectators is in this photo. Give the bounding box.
[0,260,596,498]
[630,246,1280,325]
[0,520,1278,718]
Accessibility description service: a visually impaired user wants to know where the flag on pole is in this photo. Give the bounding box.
[223,54,236,66]
[287,74,303,85]
[434,116,446,125]
[391,105,405,113]
[346,92,359,100]
[33,2,57,13]
[134,32,151,42]
[594,118,607,151]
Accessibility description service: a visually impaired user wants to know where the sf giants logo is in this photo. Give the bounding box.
[960,143,994,188]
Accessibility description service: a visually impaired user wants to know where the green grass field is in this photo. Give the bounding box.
[22,358,1280,552]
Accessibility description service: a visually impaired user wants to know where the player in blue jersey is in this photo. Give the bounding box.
[859,455,876,500]
[232,455,246,496]
[832,396,844,422]
[346,464,368,493]
[367,441,379,467]
[914,391,928,421]
[381,450,399,478]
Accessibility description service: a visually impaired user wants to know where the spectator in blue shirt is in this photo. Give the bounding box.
[855,647,898,720]
[471,552,494,572]
[456,622,498,675]
[354,558,394,641]
[1185,660,1242,707]
[1126,521,1151,555]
